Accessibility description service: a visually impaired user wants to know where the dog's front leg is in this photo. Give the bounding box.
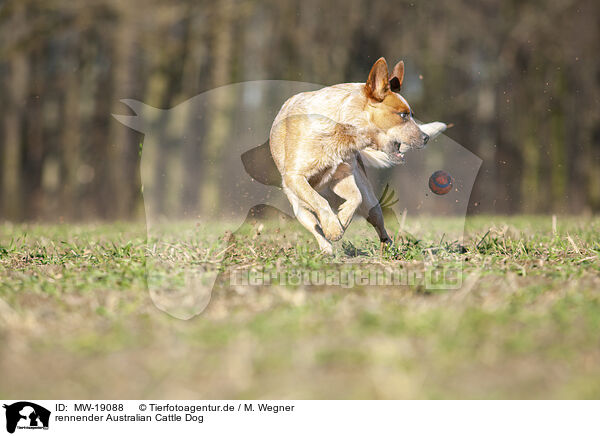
[283,173,344,241]
[330,162,362,230]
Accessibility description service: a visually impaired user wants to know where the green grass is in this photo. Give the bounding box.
[0,216,599,399]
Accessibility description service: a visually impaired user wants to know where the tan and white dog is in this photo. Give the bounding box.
[269,57,446,253]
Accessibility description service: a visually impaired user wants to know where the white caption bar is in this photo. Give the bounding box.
[1,400,598,435]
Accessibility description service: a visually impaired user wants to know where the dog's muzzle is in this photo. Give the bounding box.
[413,133,430,150]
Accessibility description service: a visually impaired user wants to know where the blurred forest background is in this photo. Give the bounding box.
[0,0,598,221]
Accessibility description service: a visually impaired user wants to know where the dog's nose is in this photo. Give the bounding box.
[422,133,429,144]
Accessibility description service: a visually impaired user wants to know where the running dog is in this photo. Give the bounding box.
[269,57,446,253]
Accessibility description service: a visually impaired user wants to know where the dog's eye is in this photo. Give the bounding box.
[399,112,410,119]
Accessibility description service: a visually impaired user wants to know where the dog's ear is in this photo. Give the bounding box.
[365,57,390,101]
[389,60,404,92]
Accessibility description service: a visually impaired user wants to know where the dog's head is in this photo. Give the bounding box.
[364,57,429,164]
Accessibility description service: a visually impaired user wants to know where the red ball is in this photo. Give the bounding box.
[429,170,453,195]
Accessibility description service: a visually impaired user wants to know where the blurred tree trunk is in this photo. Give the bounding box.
[2,53,28,221]
[549,71,567,213]
[200,0,235,217]
[181,5,209,217]
[1,2,29,221]
[518,51,541,214]
[146,10,190,217]
[59,38,82,219]
[87,35,116,219]
[110,6,144,219]
[472,82,498,214]
[22,44,46,220]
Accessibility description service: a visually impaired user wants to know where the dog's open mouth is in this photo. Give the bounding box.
[394,151,406,162]
[394,142,412,162]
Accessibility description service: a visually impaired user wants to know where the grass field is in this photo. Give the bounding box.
[1,216,599,399]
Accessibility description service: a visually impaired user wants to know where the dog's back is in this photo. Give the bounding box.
[269,83,367,173]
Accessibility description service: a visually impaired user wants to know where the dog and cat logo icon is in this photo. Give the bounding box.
[2,402,50,433]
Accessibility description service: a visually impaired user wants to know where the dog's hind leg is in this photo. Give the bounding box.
[362,203,391,244]
[354,164,392,243]
[284,187,333,254]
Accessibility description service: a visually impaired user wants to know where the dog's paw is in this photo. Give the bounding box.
[381,236,393,245]
[318,242,334,255]
[321,215,344,242]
